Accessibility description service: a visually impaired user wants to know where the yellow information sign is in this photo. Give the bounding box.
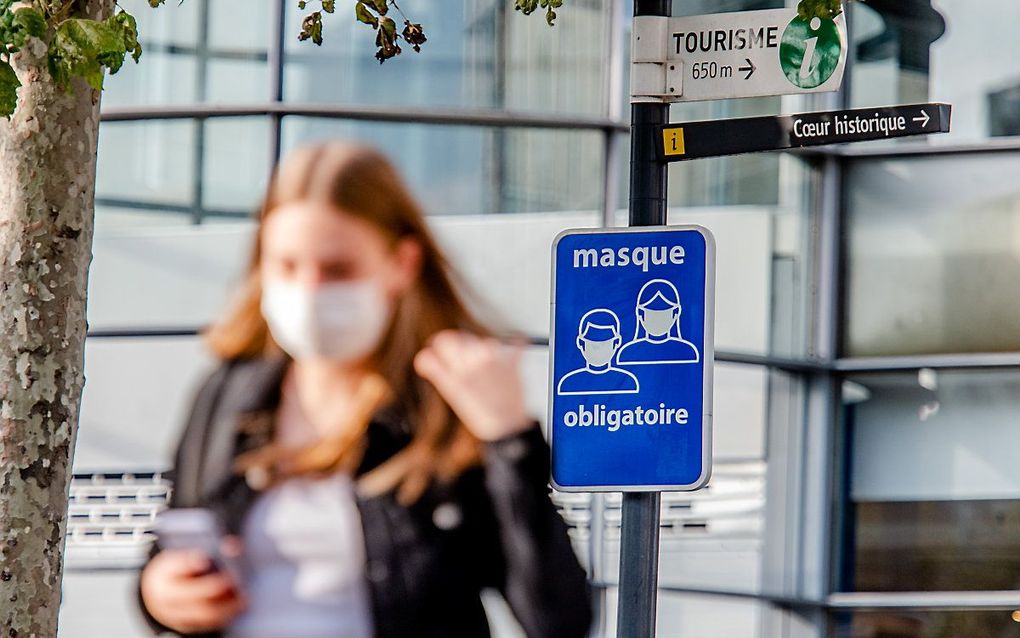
[663,128,686,156]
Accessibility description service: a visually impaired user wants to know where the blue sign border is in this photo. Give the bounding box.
[547,225,716,492]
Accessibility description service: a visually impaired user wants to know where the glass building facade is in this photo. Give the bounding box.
[58,1,1020,637]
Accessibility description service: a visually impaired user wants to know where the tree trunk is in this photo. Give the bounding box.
[0,1,113,634]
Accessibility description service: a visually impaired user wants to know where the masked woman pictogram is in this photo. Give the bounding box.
[617,279,699,365]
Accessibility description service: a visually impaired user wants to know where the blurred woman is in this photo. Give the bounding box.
[137,142,591,638]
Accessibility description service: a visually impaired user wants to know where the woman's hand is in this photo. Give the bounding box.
[414,330,534,442]
[140,545,246,634]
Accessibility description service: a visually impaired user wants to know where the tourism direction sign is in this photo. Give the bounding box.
[658,103,952,161]
[631,6,848,102]
[549,227,715,491]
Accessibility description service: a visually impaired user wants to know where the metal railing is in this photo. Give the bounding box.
[64,472,171,570]
[83,327,1020,375]
[63,464,1020,615]
[552,460,766,544]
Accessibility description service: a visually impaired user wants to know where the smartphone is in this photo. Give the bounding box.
[153,508,243,585]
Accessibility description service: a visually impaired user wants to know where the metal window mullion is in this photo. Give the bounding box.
[810,75,851,636]
[601,129,625,227]
[94,196,249,219]
[267,0,286,171]
[836,352,1020,372]
[132,42,269,62]
[100,103,629,132]
[492,4,508,215]
[767,81,850,637]
[827,591,1020,612]
[190,1,212,225]
[788,151,845,638]
[835,139,1020,158]
[600,0,627,228]
[590,582,1020,613]
[79,320,1020,375]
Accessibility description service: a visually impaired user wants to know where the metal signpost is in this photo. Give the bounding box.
[544,2,951,637]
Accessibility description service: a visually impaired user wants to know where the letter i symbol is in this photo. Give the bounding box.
[662,128,685,156]
[800,17,821,80]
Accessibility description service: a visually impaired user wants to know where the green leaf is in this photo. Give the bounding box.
[47,17,129,91]
[0,6,47,50]
[797,0,843,20]
[148,0,165,6]
[109,11,143,64]
[379,15,396,38]
[12,8,47,39]
[515,0,540,15]
[374,17,400,62]
[297,0,306,8]
[298,11,323,46]
[401,20,426,53]
[321,0,335,13]
[516,0,566,24]
[368,0,388,16]
[0,60,21,119]
[355,1,378,28]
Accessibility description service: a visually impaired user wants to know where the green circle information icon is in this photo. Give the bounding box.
[780,16,842,89]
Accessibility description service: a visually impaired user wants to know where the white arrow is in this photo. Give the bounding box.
[913,110,931,128]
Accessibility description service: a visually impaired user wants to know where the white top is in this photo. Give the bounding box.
[225,473,374,638]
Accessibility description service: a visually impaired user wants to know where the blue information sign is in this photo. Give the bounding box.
[549,226,715,491]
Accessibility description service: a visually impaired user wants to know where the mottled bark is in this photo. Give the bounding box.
[0,1,113,635]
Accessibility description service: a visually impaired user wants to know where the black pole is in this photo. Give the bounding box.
[629,0,671,227]
[617,1,670,637]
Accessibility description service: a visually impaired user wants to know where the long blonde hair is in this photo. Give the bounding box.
[205,141,486,504]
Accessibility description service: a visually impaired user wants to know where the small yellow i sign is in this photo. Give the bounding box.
[663,128,685,156]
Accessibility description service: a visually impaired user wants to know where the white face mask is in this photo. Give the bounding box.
[580,337,619,368]
[260,278,391,363]
[640,307,678,337]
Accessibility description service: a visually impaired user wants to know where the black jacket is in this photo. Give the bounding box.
[138,355,592,638]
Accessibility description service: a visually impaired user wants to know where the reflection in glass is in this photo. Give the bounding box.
[202,118,271,213]
[843,371,1020,593]
[667,153,780,208]
[850,499,1020,592]
[670,0,785,17]
[849,1,945,107]
[116,0,200,48]
[660,159,811,358]
[282,1,611,115]
[102,53,200,107]
[94,205,192,231]
[844,155,1020,357]
[102,0,269,108]
[281,117,603,216]
[97,120,197,208]
[831,611,1020,638]
[850,0,1020,144]
[663,98,782,208]
[96,117,268,226]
